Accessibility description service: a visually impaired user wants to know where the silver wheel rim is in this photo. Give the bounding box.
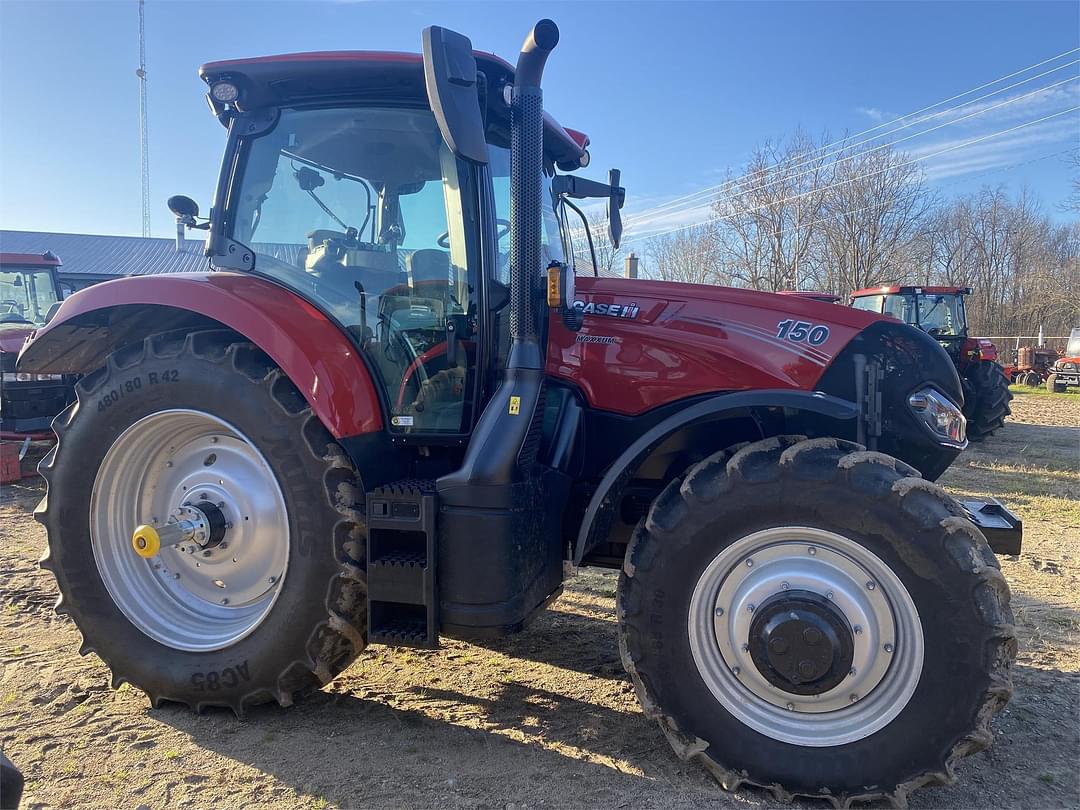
[91,409,289,652]
[688,526,924,747]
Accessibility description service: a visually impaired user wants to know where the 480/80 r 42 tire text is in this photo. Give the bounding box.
[618,436,1016,807]
[37,330,369,713]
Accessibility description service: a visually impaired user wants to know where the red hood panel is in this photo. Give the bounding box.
[0,324,35,355]
[548,277,882,415]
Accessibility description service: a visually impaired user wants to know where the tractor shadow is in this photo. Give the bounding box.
[152,593,1080,810]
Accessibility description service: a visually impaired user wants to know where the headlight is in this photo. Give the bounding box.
[908,387,966,445]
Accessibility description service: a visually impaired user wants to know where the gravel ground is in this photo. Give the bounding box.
[1,392,1077,809]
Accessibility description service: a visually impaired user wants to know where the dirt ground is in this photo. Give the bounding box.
[2,392,1078,810]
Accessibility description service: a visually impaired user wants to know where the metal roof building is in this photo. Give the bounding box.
[0,230,209,290]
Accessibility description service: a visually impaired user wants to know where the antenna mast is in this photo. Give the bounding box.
[137,0,150,237]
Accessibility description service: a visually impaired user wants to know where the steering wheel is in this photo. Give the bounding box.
[437,219,509,249]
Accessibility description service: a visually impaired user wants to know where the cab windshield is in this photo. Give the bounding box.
[872,293,965,337]
[0,268,60,326]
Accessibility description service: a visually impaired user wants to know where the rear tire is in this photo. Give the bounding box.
[963,360,1012,441]
[37,330,368,713]
[1023,371,1041,388]
[617,436,1015,806]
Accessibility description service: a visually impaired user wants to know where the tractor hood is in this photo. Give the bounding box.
[548,276,886,414]
[0,323,34,356]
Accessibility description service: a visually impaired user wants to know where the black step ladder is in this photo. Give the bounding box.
[366,479,439,648]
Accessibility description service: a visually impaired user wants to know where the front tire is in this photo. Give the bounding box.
[37,330,368,713]
[963,359,1012,440]
[617,436,1015,806]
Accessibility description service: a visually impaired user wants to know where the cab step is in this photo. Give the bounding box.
[366,479,439,648]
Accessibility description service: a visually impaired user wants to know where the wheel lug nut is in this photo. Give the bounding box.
[808,547,817,556]
[714,607,724,617]
[866,581,876,591]
[745,558,754,568]
[854,625,863,635]
[849,667,857,676]
[849,693,859,703]
[268,576,277,584]
[746,603,755,613]
[210,437,219,444]
[884,643,894,653]
[741,643,749,652]
[732,667,741,676]
[202,550,211,557]
[165,461,174,468]
[786,702,795,711]
[781,582,790,590]
[221,598,229,605]
[826,591,834,600]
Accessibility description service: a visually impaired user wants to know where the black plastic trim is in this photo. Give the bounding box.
[572,390,858,564]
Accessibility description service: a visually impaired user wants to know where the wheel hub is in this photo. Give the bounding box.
[749,591,854,696]
[688,527,925,747]
[91,409,290,652]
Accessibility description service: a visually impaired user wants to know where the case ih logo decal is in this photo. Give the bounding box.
[573,300,640,319]
[776,319,830,346]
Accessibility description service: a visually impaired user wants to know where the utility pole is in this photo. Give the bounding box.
[137,0,150,237]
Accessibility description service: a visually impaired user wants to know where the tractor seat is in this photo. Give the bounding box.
[407,249,451,300]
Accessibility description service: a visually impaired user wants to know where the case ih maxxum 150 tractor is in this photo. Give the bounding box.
[19,22,1022,806]
[850,285,1012,440]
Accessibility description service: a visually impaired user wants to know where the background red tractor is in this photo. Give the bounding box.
[850,285,1012,439]
[1046,327,1080,393]
[18,21,1021,806]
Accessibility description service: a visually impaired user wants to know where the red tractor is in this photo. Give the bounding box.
[19,22,1021,806]
[850,285,1012,440]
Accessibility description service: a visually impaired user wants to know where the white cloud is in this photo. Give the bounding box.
[857,106,891,122]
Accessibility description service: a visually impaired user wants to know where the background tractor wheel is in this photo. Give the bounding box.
[1023,371,1041,387]
[963,359,1012,440]
[1046,373,1067,394]
[618,436,1015,806]
[37,330,368,713]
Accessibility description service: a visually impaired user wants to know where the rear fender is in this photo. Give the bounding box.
[572,390,858,565]
[17,273,382,438]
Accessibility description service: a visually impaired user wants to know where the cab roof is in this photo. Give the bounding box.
[850,285,972,298]
[0,251,61,268]
[198,50,589,168]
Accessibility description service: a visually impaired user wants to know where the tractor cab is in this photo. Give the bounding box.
[0,252,73,435]
[850,285,971,357]
[180,45,619,438]
[851,285,1011,438]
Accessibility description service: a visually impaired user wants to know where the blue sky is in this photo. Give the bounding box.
[1,0,1077,244]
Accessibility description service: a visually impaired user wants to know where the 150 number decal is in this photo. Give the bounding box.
[776,319,830,346]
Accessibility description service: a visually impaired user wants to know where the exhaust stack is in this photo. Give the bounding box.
[508,19,559,371]
[438,20,560,499]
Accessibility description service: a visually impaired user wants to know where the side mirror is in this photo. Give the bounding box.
[422,26,489,164]
[167,195,200,222]
[608,169,624,249]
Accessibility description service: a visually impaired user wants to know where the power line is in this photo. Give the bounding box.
[621,75,1079,234]
[621,106,1080,243]
[611,48,1080,229]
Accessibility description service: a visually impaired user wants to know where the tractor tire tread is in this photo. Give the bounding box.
[617,435,1015,807]
[36,329,368,717]
[965,360,1012,441]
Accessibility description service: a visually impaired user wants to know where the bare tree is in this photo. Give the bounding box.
[713,131,832,291]
[811,144,931,295]
[645,223,726,284]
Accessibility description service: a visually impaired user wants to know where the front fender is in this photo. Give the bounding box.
[572,390,858,564]
[17,273,381,438]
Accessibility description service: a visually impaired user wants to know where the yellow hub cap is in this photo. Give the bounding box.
[131,525,161,558]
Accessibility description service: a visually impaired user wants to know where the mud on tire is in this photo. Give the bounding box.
[963,359,1012,440]
[617,436,1016,807]
[37,330,368,713]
